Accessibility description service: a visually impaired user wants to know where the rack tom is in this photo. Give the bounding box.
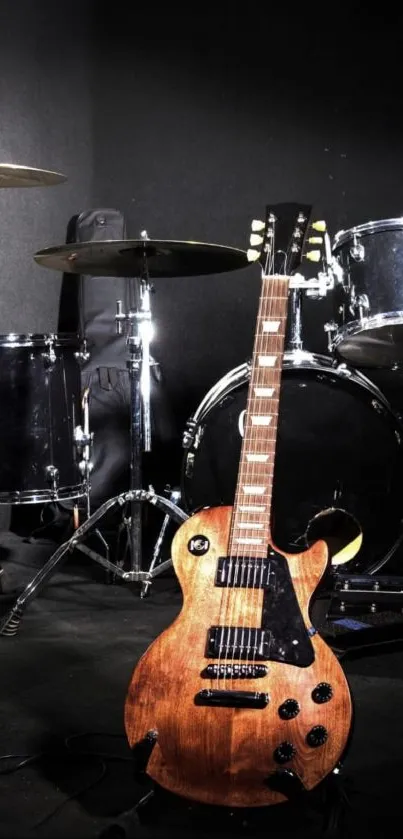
[330,218,403,368]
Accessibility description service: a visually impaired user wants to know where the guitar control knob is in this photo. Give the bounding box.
[273,741,296,764]
[278,698,300,720]
[306,725,328,748]
[312,682,333,704]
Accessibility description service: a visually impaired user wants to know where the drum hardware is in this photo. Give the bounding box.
[67,235,163,585]
[329,217,403,368]
[275,227,340,353]
[0,163,67,188]
[0,489,189,637]
[33,237,251,277]
[138,485,182,599]
[73,387,94,520]
[0,333,87,505]
[349,233,365,262]
[0,233,250,624]
[29,234,251,595]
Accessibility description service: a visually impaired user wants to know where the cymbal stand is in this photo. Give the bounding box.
[285,232,339,356]
[115,258,153,577]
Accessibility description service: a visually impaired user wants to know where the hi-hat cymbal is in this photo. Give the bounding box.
[33,239,250,277]
[0,164,67,187]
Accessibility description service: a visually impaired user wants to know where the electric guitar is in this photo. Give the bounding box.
[124,204,353,808]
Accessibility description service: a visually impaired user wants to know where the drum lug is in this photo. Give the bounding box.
[75,339,90,365]
[183,419,205,451]
[324,321,338,352]
[335,363,352,378]
[353,293,370,319]
[45,465,59,492]
[349,235,365,262]
[371,398,385,416]
[184,453,195,479]
[74,425,94,476]
[42,346,56,366]
[182,418,198,449]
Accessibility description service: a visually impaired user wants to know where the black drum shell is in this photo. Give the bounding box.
[332,219,403,368]
[0,333,84,503]
[182,354,403,574]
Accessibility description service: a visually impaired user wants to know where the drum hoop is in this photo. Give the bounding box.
[332,312,403,349]
[333,217,403,250]
[0,332,81,347]
[187,352,399,434]
[0,483,86,505]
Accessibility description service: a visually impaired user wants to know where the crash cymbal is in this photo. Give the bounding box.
[0,164,67,187]
[33,239,250,277]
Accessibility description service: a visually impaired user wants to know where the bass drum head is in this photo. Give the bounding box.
[182,356,403,573]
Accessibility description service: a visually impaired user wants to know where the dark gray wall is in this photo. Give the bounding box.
[1,1,403,501]
[92,5,403,442]
[0,0,93,333]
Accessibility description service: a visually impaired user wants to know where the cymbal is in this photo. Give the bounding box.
[0,164,67,187]
[33,239,250,277]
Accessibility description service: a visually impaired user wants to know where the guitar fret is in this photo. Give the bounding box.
[262,320,281,332]
[257,356,277,367]
[229,270,290,555]
[237,521,263,530]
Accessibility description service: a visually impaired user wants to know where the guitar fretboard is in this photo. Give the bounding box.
[228,275,289,558]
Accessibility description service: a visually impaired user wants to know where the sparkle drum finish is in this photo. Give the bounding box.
[331,218,403,368]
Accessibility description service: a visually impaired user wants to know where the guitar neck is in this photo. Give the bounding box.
[228,274,289,557]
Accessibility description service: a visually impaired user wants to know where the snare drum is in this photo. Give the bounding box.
[331,218,403,368]
[182,352,403,574]
[0,333,85,503]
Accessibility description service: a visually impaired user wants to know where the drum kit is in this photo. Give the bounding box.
[1,161,403,636]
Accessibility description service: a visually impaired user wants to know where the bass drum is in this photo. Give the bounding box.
[182,352,403,574]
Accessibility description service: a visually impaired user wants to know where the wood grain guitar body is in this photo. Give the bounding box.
[124,506,352,808]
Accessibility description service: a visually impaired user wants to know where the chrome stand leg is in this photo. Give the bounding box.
[140,486,181,598]
[0,489,188,637]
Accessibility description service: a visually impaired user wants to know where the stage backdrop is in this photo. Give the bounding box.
[1,2,403,505]
[91,4,403,482]
[0,0,93,334]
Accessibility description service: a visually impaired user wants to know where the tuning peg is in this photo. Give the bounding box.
[247,248,261,262]
[311,220,326,232]
[306,249,322,262]
[249,233,264,247]
[251,219,265,232]
[308,236,323,244]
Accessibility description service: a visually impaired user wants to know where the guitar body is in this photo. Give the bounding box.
[124,506,352,808]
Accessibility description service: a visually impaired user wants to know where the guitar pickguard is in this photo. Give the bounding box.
[209,548,314,667]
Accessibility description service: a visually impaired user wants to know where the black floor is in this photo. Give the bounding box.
[1,525,403,839]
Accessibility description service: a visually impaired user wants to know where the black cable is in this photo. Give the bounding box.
[32,760,107,830]
[0,731,133,832]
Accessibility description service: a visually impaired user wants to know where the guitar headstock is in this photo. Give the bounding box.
[247,202,327,277]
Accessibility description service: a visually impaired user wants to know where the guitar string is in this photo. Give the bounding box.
[217,271,268,688]
[216,242,290,687]
[216,222,304,694]
[225,269,279,684]
[250,273,280,676]
[218,266,274,686]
